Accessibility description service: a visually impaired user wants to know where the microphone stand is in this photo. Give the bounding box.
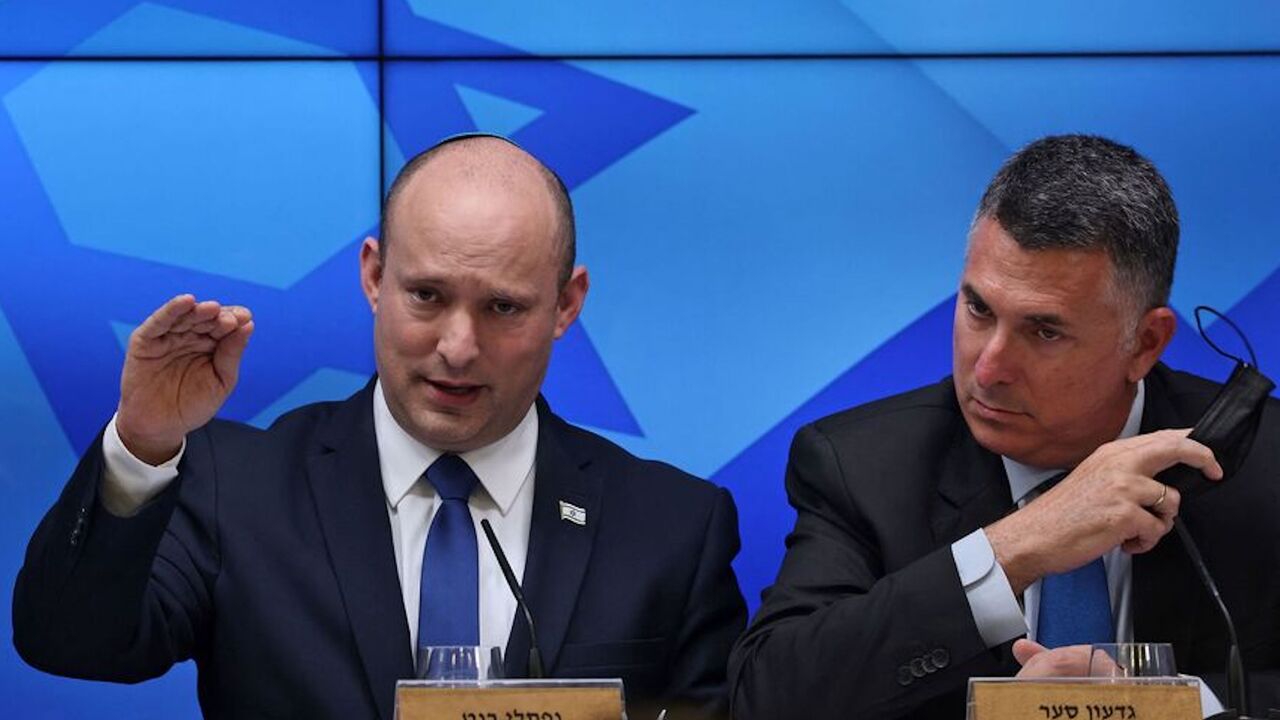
[1175,519,1264,719]
[480,519,544,679]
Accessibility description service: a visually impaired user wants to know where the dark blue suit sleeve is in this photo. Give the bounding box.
[13,427,218,682]
[663,487,748,717]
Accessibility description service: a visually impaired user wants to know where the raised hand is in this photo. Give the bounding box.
[115,295,254,464]
[986,429,1223,594]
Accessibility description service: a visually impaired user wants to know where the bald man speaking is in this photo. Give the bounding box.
[14,136,747,720]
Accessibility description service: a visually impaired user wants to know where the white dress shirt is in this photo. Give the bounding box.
[372,381,536,660]
[99,380,538,662]
[948,382,1224,716]
[951,380,1144,646]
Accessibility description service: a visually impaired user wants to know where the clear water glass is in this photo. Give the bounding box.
[1088,642,1177,678]
[416,645,504,681]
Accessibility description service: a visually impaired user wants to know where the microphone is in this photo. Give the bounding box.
[480,518,544,679]
[1175,520,1258,719]
[1162,307,1275,718]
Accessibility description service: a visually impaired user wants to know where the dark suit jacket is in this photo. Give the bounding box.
[13,383,747,720]
[729,363,1280,719]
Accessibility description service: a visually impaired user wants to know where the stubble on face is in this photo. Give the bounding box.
[368,139,568,452]
[952,217,1139,469]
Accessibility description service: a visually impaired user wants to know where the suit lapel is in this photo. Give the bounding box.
[928,404,1021,676]
[931,419,1013,546]
[505,399,602,678]
[304,381,412,720]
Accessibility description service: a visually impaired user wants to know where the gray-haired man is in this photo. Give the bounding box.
[730,135,1280,719]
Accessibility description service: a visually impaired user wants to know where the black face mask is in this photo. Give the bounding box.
[1159,306,1275,498]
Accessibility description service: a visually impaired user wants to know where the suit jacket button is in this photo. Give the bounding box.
[910,658,927,678]
[931,648,950,668]
[896,665,914,686]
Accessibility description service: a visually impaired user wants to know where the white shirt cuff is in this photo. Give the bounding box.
[100,413,184,517]
[952,528,1029,647]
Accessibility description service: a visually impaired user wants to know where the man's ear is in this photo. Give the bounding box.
[553,266,590,339]
[1128,306,1176,382]
[359,237,383,314]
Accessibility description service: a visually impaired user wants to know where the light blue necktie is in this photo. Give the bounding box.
[418,454,480,648]
[1033,472,1115,648]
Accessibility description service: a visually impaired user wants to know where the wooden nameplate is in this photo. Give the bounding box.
[395,679,624,720]
[968,677,1201,719]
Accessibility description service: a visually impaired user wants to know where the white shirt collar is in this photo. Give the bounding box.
[1002,379,1146,504]
[373,380,538,515]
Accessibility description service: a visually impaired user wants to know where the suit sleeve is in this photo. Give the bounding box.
[728,424,1009,719]
[12,426,219,682]
[663,487,749,718]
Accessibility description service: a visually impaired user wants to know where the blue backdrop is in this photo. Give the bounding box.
[2,2,1278,716]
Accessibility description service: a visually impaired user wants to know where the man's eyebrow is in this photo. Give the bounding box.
[489,286,539,304]
[399,270,446,285]
[1026,313,1068,328]
[401,272,541,302]
[961,283,1069,327]
[960,284,985,305]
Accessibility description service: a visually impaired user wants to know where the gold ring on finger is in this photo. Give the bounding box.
[1150,484,1168,510]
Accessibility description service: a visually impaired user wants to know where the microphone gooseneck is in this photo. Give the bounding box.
[479,519,544,679]
[1174,518,1249,718]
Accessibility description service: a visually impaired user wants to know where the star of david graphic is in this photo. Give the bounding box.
[0,0,692,452]
[2,0,1279,619]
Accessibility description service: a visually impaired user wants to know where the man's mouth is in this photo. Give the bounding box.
[424,378,484,406]
[970,396,1023,417]
[431,380,478,394]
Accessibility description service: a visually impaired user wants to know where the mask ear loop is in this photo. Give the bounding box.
[1193,305,1259,369]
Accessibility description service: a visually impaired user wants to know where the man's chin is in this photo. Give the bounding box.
[968,423,1072,469]
[405,410,487,453]
[964,415,1030,459]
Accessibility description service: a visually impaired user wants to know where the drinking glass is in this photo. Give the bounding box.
[416,645,504,681]
[1088,642,1177,678]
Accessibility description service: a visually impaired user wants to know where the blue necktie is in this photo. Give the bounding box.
[419,454,480,648]
[1037,558,1114,648]
[1032,473,1115,648]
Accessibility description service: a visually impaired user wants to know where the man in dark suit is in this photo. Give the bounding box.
[14,135,747,719]
[729,134,1280,718]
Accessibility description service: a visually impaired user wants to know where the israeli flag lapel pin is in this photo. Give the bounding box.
[558,500,587,526]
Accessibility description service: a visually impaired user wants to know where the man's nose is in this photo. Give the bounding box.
[436,310,480,368]
[973,330,1017,388]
